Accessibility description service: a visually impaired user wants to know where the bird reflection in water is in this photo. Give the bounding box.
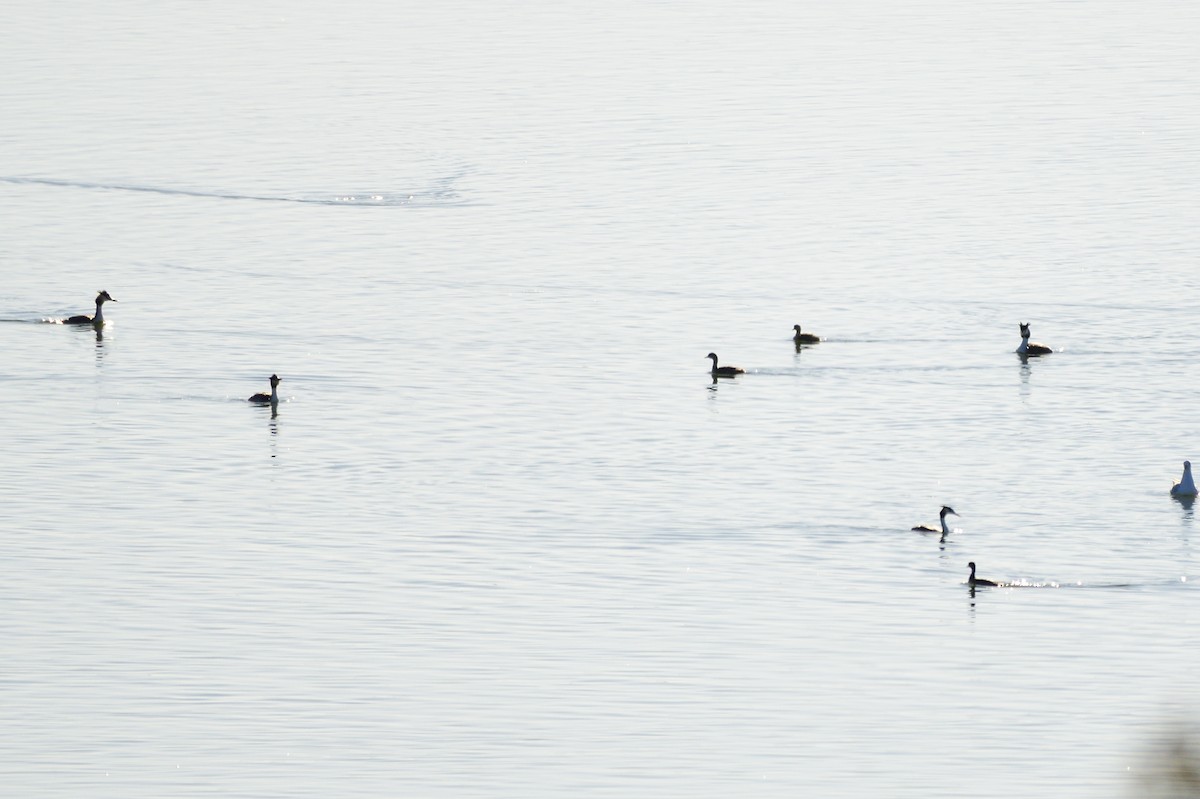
[92,324,107,365]
[1016,355,1034,402]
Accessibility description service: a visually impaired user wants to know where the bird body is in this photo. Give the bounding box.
[792,324,821,344]
[707,352,744,377]
[1016,322,1052,356]
[63,290,117,325]
[967,561,998,587]
[249,374,281,404]
[912,505,958,535]
[1172,460,1198,497]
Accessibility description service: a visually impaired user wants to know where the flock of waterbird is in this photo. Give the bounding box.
[53,294,1198,588]
[709,321,1199,590]
[56,290,282,406]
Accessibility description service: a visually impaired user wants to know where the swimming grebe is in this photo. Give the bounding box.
[707,352,744,377]
[249,374,281,404]
[967,561,998,587]
[63,291,117,325]
[793,324,821,344]
[1172,461,1198,497]
[1016,322,1052,356]
[912,505,958,534]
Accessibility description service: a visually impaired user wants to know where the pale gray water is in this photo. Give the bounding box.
[3,1,1200,796]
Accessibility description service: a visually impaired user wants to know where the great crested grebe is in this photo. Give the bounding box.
[912,505,958,534]
[249,374,281,404]
[967,561,998,587]
[1016,322,1052,356]
[63,291,117,325]
[707,352,744,377]
[792,324,821,344]
[1172,461,1198,497]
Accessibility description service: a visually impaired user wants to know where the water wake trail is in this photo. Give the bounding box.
[0,174,469,207]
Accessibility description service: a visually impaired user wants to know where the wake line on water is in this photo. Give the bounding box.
[0,175,469,207]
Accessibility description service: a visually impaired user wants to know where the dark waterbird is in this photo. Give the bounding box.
[249,374,282,404]
[62,290,117,325]
[792,324,821,344]
[707,352,744,377]
[967,561,999,588]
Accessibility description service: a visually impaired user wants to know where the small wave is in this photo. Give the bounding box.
[974,578,1184,590]
[0,316,70,325]
[0,175,470,207]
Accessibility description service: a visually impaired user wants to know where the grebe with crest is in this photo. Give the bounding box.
[707,352,744,377]
[1172,461,1198,497]
[1016,322,1052,356]
[63,291,117,325]
[792,324,821,344]
[249,374,281,404]
[912,505,958,534]
[967,561,998,587]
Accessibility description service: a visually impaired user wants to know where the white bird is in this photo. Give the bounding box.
[912,505,958,535]
[1171,460,1198,497]
[1015,322,1052,356]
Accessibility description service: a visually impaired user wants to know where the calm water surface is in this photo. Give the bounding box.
[3,1,1200,797]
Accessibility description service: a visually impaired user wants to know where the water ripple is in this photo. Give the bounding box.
[0,174,471,207]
